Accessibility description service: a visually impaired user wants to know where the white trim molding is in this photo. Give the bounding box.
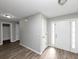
[0,42,3,45]
[20,43,42,55]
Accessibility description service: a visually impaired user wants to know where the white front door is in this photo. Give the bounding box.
[54,21,71,51]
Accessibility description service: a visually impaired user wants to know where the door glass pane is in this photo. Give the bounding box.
[71,21,75,49]
[51,23,55,45]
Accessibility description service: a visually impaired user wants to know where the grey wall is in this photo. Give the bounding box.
[20,14,42,53]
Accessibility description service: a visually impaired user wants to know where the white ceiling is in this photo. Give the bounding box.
[0,0,78,20]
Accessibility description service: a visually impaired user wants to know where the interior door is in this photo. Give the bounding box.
[54,21,71,51]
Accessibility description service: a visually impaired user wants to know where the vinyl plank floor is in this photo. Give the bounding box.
[0,41,78,59]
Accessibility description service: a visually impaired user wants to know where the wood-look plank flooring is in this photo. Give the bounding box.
[0,41,78,59]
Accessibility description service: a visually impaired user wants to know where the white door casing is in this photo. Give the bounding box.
[15,24,19,41]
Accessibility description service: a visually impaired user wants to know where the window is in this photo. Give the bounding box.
[51,23,55,45]
[71,21,76,49]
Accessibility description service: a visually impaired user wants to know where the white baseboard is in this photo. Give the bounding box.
[0,43,3,45]
[20,43,42,55]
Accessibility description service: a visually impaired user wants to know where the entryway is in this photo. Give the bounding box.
[50,20,78,53]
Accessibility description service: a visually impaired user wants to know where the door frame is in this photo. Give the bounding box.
[15,23,19,41]
[1,22,13,45]
[50,21,71,51]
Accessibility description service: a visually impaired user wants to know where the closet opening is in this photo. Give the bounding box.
[1,22,13,45]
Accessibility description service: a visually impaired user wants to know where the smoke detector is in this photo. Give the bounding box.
[58,0,67,5]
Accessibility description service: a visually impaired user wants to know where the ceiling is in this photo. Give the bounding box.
[0,0,78,20]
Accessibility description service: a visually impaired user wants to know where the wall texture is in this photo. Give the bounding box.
[20,14,42,53]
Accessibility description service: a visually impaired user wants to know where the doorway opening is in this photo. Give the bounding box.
[1,22,13,45]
